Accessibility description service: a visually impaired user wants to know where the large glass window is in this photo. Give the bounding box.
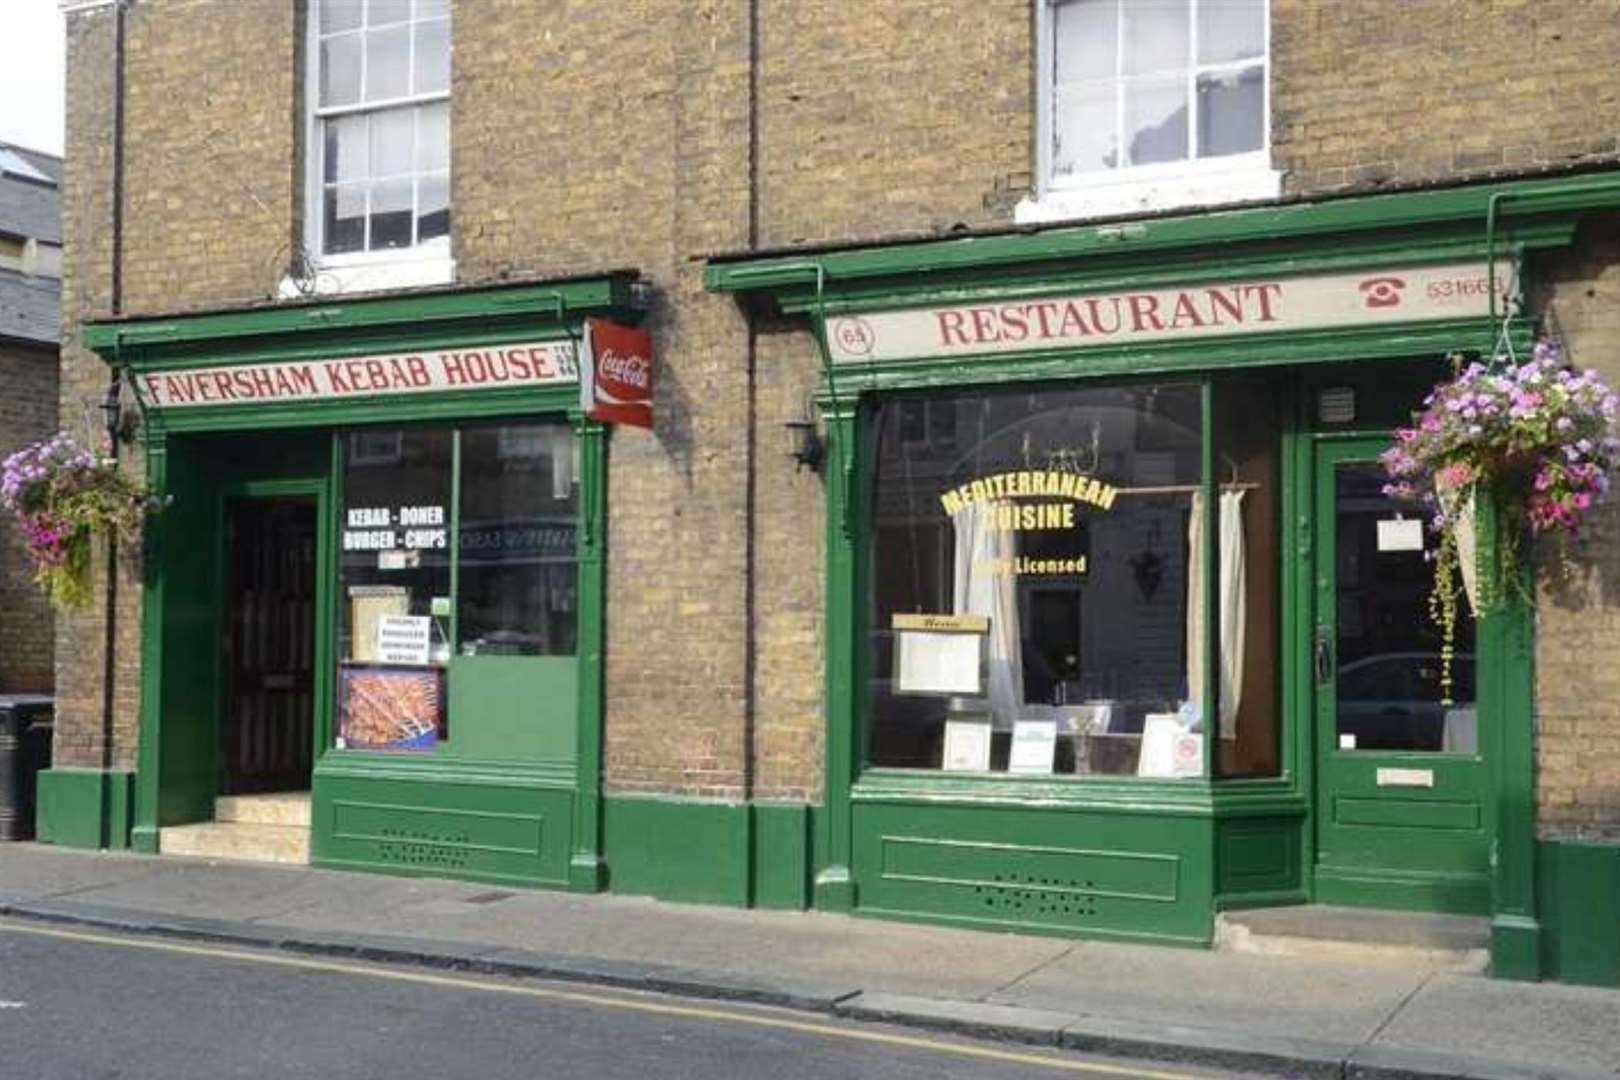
[310,0,450,259]
[866,383,1212,779]
[335,420,577,753]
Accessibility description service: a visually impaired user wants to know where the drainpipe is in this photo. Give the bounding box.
[100,0,129,777]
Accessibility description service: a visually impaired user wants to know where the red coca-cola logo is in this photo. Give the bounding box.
[599,348,651,390]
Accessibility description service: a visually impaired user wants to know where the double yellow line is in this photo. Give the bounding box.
[0,919,1215,1080]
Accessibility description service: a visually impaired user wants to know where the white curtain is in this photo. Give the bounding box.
[952,502,1024,730]
[1185,490,1246,738]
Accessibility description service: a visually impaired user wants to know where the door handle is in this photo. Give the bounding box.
[1314,632,1335,685]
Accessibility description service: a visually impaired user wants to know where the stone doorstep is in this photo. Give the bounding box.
[214,792,313,828]
[157,821,310,866]
[1215,905,1490,972]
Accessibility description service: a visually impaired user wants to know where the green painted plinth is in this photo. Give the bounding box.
[1537,839,1620,987]
[36,768,135,850]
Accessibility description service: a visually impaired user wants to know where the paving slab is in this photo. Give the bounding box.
[988,936,1430,1045]
[0,845,165,899]
[1368,973,1620,1076]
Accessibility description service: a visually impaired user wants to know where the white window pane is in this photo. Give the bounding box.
[370,108,414,177]
[367,0,412,27]
[370,178,414,249]
[1054,0,1117,84]
[1124,76,1188,165]
[1197,0,1265,64]
[324,114,369,183]
[417,101,449,172]
[414,18,450,94]
[1123,0,1189,76]
[319,0,362,35]
[320,33,362,107]
[1053,81,1118,175]
[417,173,449,242]
[325,184,366,254]
[417,0,450,17]
[364,25,411,101]
[1197,65,1264,157]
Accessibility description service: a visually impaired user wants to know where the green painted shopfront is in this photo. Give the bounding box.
[39,173,1619,989]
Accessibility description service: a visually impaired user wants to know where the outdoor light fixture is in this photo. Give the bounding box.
[100,373,126,447]
[785,415,824,473]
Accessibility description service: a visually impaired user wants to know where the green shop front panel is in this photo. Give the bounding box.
[312,768,575,886]
[851,799,1215,944]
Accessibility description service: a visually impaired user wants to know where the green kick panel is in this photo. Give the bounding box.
[1538,840,1620,988]
[36,769,134,850]
[444,656,577,763]
[312,771,574,886]
[1333,797,1480,831]
[602,795,750,906]
[1215,817,1303,906]
[751,802,811,910]
[851,801,1214,944]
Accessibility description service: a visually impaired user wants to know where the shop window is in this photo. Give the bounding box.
[305,0,451,288]
[866,383,1214,779]
[1020,0,1280,223]
[335,421,577,753]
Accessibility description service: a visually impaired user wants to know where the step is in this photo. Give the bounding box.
[1215,905,1489,971]
[158,821,309,865]
[215,792,312,828]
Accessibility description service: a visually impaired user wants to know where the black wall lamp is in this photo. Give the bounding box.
[785,415,824,473]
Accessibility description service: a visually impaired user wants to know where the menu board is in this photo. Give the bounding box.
[892,614,989,696]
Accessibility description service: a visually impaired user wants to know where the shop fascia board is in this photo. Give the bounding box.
[805,316,1534,409]
[80,273,644,363]
[705,174,1620,311]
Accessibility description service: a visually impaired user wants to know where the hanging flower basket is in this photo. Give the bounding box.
[1,433,160,611]
[1380,338,1619,689]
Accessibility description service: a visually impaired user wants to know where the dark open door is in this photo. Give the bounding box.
[223,498,317,795]
[1311,438,1489,913]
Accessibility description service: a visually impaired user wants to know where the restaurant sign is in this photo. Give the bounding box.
[824,261,1515,365]
[136,341,578,409]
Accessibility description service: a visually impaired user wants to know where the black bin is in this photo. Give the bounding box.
[0,696,53,841]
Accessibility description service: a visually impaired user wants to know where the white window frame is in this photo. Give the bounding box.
[1018,0,1281,225]
[294,0,454,296]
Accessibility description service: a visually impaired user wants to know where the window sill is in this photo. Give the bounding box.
[279,251,456,299]
[1015,165,1284,226]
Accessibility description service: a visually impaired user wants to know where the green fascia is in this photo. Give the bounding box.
[83,274,642,353]
[705,171,1620,301]
[36,768,135,850]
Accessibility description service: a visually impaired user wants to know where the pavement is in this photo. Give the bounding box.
[0,843,1615,1080]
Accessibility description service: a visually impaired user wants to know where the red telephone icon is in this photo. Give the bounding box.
[1358,276,1407,308]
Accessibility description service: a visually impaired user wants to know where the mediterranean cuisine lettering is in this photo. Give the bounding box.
[137,341,578,409]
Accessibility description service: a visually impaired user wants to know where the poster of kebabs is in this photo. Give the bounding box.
[337,664,445,750]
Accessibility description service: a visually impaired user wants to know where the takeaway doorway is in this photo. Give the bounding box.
[221,496,319,795]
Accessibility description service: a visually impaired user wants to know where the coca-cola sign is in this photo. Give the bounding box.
[580,317,655,428]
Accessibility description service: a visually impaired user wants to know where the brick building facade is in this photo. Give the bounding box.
[42,0,1620,984]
